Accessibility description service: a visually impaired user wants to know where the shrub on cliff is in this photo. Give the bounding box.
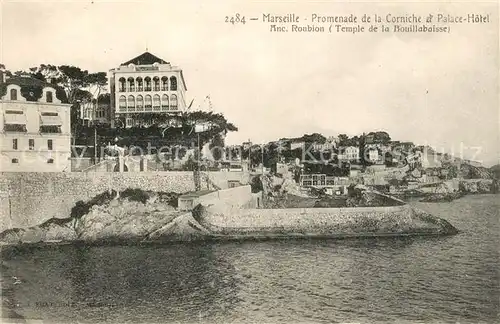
[70,189,182,220]
[70,190,116,219]
[120,188,150,204]
[250,176,264,193]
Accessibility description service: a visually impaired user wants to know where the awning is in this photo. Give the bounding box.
[4,112,27,124]
[40,115,62,126]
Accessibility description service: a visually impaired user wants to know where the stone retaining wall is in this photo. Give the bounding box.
[203,204,412,230]
[0,171,249,231]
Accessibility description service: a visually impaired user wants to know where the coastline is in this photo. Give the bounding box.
[0,188,460,248]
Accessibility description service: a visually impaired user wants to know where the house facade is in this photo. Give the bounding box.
[290,141,305,150]
[81,93,112,126]
[109,52,188,128]
[338,146,359,161]
[0,75,71,172]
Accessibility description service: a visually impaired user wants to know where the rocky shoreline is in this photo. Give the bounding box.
[0,188,460,248]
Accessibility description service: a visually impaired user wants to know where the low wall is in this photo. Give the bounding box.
[178,185,254,211]
[203,204,411,230]
[197,185,253,208]
[0,171,249,232]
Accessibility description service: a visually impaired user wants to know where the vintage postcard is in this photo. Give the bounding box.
[0,0,498,323]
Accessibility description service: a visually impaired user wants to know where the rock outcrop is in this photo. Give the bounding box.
[0,189,184,246]
[193,202,458,238]
[74,200,183,243]
[0,187,459,246]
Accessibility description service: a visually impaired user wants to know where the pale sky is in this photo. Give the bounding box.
[1,0,499,166]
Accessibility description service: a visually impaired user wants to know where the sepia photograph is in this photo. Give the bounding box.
[0,0,499,323]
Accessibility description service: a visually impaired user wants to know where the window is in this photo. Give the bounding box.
[10,89,18,100]
[29,139,34,150]
[144,77,151,91]
[128,78,135,92]
[119,96,127,111]
[12,139,18,150]
[136,95,144,111]
[40,126,61,133]
[127,95,135,111]
[119,78,126,92]
[11,158,19,164]
[153,94,161,111]
[161,94,169,110]
[153,77,160,91]
[136,77,143,91]
[41,112,58,116]
[47,139,53,150]
[170,94,178,110]
[170,76,177,91]
[161,77,168,91]
[126,118,133,127]
[46,91,53,103]
[145,95,152,111]
[47,158,54,164]
[4,124,26,132]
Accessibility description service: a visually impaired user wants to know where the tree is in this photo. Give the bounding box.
[359,133,368,165]
[86,72,108,102]
[367,131,391,144]
[57,65,91,103]
[209,132,225,161]
[338,134,349,146]
[302,133,326,144]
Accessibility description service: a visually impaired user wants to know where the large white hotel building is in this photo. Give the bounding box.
[108,51,188,128]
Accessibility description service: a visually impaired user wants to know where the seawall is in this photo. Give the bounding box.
[192,201,458,239]
[0,171,248,232]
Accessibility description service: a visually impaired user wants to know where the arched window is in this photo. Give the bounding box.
[10,89,18,100]
[128,77,135,92]
[145,95,152,111]
[136,95,144,111]
[46,91,53,103]
[119,78,126,92]
[119,95,127,111]
[170,76,177,91]
[153,94,161,111]
[127,95,135,111]
[153,77,160,91]
[161,94,169,110]
[144,77,151,91]
[161,77,168,91]
[170,94,178,110]
[136,77,143,91]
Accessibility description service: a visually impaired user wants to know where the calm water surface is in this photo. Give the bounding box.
[2,194,499,323]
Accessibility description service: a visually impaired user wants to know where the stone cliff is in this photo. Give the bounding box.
[0,190,186,245]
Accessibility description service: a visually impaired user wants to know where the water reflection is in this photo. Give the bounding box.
[3,243,242,323]
[2,195,499,323]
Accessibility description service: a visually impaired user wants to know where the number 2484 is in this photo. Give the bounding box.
[225,14,246,24]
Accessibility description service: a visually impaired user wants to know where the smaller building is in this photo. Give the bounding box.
[338,146,359,161]
[391,141,415,154]
[367,148,379,163]
[81,93,112,126]
[290,141,305,151]
[0,75,71,172]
